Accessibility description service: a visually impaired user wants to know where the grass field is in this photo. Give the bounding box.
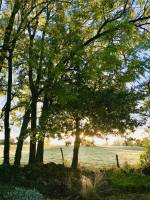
[0,145,143,168]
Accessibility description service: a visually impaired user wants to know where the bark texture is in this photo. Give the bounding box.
[14,107,31,166]
[3,50,13,165]
[71,117,81,170]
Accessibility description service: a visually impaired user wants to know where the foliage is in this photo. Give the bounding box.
[104,193,150,200]
[0,186,44,200]
[0,163,79,198]
[1,164,150,199]
[78,167,150,199]
[108,169,150,192]
[140,139,150,167]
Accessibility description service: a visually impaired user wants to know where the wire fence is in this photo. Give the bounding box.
[0,145,143,168]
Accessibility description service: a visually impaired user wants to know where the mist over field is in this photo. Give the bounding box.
[0,145,143,169]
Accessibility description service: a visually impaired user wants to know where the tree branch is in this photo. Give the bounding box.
[83,0,129,46]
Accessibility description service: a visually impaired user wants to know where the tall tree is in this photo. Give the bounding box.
[28,20,39,164]
[3,49,13,165]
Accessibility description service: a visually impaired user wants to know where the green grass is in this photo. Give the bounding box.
[108,169,150,191]
[104,193,150,200]
[95,168,150,199]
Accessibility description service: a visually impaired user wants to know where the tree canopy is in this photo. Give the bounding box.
[0,0,149,168]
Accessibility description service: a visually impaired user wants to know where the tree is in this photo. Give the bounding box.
[0,0,54,165]
[69,88,144,169]
[0,0,150,167]
[3,49,13,164]
[0,0,51,74]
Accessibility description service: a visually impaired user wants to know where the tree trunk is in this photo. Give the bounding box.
[29,94,37,164]
[14,107,31,166]
[28,22,39,165]
[36,95,49,163]
[36,138,44,163]
[71,118,81,170]
[3,49,13,165]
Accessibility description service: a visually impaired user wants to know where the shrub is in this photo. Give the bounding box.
[1,187,44,200]
[140,140,150,167]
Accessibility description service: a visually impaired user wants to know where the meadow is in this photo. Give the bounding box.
[0,145,143,168]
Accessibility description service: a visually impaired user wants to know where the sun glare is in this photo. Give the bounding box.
[48,135,119,146]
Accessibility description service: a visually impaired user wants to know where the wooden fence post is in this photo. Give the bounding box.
[60,147,64,166]
[116,154,120,168]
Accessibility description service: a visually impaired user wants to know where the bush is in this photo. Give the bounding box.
[140,140,150,175]
[0,187,44,200]
[0,163,71,197]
